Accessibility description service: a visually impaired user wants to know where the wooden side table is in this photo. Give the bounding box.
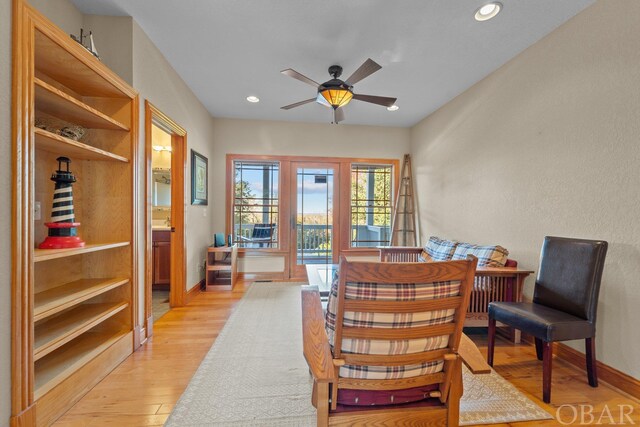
[205,245,238,290]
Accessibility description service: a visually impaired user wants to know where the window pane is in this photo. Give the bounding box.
[350,164,393,247]
[232,161,279,248]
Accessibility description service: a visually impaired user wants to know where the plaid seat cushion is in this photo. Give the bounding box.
[451,242,509,267]
[424,236,458,261]
[325,275,460,380]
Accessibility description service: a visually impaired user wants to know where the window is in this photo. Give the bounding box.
[232,161,279,248]
[350,164,393,247]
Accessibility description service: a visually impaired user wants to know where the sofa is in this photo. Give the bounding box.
[379,236,533,341]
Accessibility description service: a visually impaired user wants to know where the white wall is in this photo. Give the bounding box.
[0,1,12,425]
[82,14,133,84]
[211,118,411,233]
[133,22,216,296]
[410,0,640,378]
[29,0,82,35]
[211,118,410,273]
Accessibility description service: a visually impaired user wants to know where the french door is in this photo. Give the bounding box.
[289,162,340,278]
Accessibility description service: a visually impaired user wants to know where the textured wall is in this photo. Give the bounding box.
[211,118,411,272]
[29,0,83,35]
[211,118,411,234]
[82,15,133,84]
[133,22,216,295]
[410,0,640,378]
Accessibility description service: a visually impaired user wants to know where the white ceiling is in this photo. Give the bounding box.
[71,0,594,127]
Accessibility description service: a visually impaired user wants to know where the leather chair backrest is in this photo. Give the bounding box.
[534,236,608,322]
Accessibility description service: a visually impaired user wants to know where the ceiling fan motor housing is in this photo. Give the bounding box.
[328,65,343,78]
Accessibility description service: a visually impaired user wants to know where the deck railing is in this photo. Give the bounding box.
[234,223,390,260]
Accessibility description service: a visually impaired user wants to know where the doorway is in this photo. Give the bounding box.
[144,101,187,340]
[150,124,172,322]
[289,162,340,278]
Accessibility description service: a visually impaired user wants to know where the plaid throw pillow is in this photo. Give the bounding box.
[424,236,458,261]
[451,242,509,267]
[325,274,460,380]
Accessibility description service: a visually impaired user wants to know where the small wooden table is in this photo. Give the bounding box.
[205,245,238,290]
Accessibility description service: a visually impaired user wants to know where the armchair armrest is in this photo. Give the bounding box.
[458,334,491,374]
[302,288,336,384]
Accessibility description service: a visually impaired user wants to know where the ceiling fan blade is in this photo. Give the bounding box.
[352,94,397,108]
[334,107,345,124]
[345,58,382,86]
[280,98,317,110]
[281,68,320,88]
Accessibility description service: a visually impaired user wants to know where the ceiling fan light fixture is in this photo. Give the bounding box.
[387,105,399,111]
[246,95,260,103]
[320,88,353,108]
[475,2,502,21]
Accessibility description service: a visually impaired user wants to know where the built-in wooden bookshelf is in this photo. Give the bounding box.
[11,1,139,425]
[35,128,129,162]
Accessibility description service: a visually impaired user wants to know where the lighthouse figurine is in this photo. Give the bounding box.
[39,157,85,249]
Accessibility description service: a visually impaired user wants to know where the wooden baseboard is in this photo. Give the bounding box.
[553,342,640,399]
[133,324,143,349]
[10,404,36,427]
[146,315,154,339]
[519,333,639,399]
[186,280,203,304]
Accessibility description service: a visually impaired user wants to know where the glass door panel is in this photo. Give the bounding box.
[290,163,339,278]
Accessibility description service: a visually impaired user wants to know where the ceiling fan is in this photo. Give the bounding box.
[280,58,397,124]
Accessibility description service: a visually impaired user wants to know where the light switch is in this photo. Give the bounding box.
[34,201,41,221]
[203,209,207,217]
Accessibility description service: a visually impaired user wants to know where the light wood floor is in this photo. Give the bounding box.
[54,281,640,426]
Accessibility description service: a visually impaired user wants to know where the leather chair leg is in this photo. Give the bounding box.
[534,337,544,361]
[542,341,552,403]
[586,337,598,387]
[487,317,496,366]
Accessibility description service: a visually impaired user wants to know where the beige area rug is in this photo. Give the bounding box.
[165,283,552,426]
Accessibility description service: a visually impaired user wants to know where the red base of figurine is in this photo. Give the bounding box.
[39,236,85,249]
[39,222,85,249]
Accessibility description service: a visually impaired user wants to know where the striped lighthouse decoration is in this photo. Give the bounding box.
[39,157,85,249]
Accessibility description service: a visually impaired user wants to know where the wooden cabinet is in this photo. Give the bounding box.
[153,230,171,286]
[206,245,238,290]
[11,2,138,425]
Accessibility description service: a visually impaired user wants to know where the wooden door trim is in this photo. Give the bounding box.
[144,101,187,341]
[225,154,399,280]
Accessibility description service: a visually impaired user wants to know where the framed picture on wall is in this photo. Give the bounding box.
[191,150,208,205]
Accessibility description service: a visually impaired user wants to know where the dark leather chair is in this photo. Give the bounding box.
[239,223,276,248]
[487,236,608,403]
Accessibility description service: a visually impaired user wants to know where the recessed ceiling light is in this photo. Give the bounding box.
[387,105,399,111]
[475,2,502,21]
[246,95,260,103]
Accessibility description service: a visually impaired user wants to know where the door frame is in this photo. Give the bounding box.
[144,101,187,340]
[289,161,341,279]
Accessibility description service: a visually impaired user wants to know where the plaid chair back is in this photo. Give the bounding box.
[327,256,477,401]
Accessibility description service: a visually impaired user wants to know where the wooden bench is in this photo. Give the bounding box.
[379,246,534,343]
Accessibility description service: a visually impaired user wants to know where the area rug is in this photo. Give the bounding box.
[165,283,552,426]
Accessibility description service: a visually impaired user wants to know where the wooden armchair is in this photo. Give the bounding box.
[302,256,490,426]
